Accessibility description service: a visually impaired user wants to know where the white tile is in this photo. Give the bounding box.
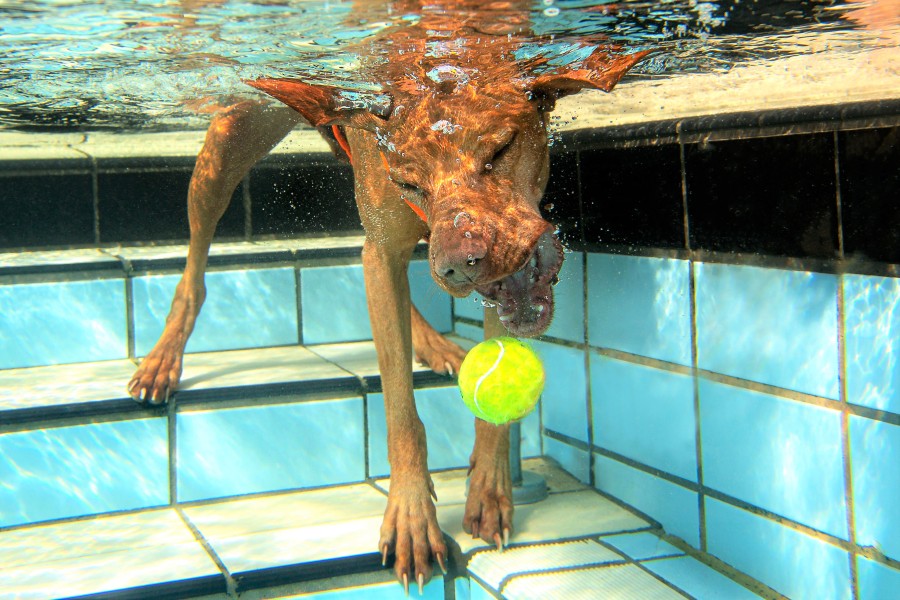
[0,509,219,599]
[0,248,118,271]
[469,539,621,590]
[178,346,353,392]
[310,341,431,379]
[184,485,388,574]
[0,359,136,410]
[503,564,683,599]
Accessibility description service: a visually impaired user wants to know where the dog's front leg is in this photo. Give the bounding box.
[463,308,514,550]
[362,240,447,593]
[128,102,300,403]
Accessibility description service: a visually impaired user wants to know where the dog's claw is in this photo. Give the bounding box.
[504,527,510,548]
[382,544,389,567]
[417,572,424,595]
[436,552,448,575]
[494,532,503,552]
[445,361,454,376]
[403,572,409,596]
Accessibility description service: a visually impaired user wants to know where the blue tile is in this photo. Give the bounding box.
[470,579,494,600]
[843,274,900,414]
[455,577,471,600]
[542,250,585,343]
[177,397,364,501]
[587,253,691,366]
[302,264,369,344]
[409,260,453,334]
[593,454,700,547]
[705,498,851,600]
[454,320,483,342]
[591,354,697,481]
[303,261,450,345]
[699,379,848,539]
[0,419,168,527]
[535,340,588,443]
[850,416,900,561]
[369,384,539,478]
[543,435,590,483]
[0,279,127,369]
[368,387,476,477]
[298,578,444,599]
[695,263,839,399]
[134,268,298,356]
[643,556,760,599]
[454,294,485,322]
[601,531,682,561]
[857,555,900,600]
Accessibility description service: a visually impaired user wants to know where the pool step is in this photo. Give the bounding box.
[0,244,770,599]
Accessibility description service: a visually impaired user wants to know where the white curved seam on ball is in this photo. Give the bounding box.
[473,339,505,414]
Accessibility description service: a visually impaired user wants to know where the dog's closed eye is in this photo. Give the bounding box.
[486,133,516,170]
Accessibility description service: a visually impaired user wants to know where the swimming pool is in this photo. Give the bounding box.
[0,1,898,599]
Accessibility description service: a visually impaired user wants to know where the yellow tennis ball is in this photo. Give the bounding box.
[458,337,545,424]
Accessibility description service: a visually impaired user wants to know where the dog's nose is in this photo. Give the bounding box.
[435,232,488,285]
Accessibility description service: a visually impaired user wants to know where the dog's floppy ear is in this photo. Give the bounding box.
[528,47,654,103]
[245,78,391,129]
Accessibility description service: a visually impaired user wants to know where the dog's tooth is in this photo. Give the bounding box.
[499,314,513,322]
[532,304,545,313]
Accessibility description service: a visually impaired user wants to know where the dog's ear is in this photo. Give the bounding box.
[245,78,391,129]
[528,47,654,103]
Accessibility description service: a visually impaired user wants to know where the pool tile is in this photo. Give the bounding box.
[183,485,387,576]
[454,294,485,322]
[443,488,648,554]
[367,387,476,477]
[0,509,222,599]
[843,274,900,414]
[856,555,900,600]
[535,340,589,444]
[840,127,900,264]
[705,498,850,600]
[0,359,135,413]
[600,531,682,561]
[0,173,95,248]
[502,564,683,599]
[468,539,620,591]
[695,262,839,399]
[177,397,365,501]
[593,454,700,547]
[850,416,900,561]
[684,134,837,258]
[176,345,355,397]
[591,354,697,481]
[454,320,483,341]
[587,253,691,366]
[0,278,127,369]
[0,418,168,528]
[250,164,359,236]
[643,555,761,599]
[543,436,590,483]
[581,145,685,250]
[302,261,450,345]
[700,379,848,539]
[541,251,585,343]
[283,578,444,599]
[133,267,298,356]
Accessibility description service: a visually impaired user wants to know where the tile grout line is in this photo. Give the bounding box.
[837,275,861,600]
[576,149,596,488]
[175,506,238,597]
[680,134,707,554]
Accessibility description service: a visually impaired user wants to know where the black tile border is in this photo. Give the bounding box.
[232,554,384,593]
[62,574,227,600]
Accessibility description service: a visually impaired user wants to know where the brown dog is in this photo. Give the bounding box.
[127,1,647,593]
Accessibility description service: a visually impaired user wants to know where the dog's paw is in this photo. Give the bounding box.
[379,475,448,594]
[127,343,183,405]
[463,452,514,551]
[411,321,466,377]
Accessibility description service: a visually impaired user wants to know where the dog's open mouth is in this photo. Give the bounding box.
[476,230,564,337]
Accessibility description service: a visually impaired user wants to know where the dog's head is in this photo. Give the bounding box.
[248,45,649,336]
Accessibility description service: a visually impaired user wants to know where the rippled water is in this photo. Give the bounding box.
[0,0,887,130]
